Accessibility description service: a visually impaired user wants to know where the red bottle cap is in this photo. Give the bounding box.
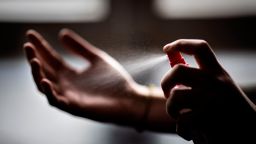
[167,52,186,67]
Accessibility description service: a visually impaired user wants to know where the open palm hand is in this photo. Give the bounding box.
[24,29,147,125]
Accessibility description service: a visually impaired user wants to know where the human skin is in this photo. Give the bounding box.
[161,39,256,143]
[24,29,256,143]
[23,29,175,133]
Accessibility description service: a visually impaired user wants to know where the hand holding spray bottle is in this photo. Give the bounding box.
[165,51,206,144]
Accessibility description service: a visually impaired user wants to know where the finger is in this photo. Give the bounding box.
[161,64,206,98]
[24,42,37,61]
[166,88,193,119]
[177,111,208,143]
[40,79,68,108]
[25,43,58,83]
[163,39,221,70]
[176,110,194,141]
[30,58,45,92]
[59,28,101,63]
[166,88,206,142]
[30,59,58,93]
[26,29,66,70]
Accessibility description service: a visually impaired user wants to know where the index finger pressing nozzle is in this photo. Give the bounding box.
[167,51,186,67]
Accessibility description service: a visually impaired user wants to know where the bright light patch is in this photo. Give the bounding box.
[154,0,256,19]
[0,0,109,22]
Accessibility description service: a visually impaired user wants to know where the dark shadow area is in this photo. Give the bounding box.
[1,0,256,144]
[1,0,256,58]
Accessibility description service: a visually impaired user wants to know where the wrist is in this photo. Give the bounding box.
[124,82,150,130]
[128,83,170,131]
[135,84,153,132]
[127,83,150,112]
[125,82,176,133]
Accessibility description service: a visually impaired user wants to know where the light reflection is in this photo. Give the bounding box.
[0,0,109,22]
[154,0,256,18]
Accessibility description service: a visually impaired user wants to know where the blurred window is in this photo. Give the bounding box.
[154,0,256,19]
[0,0,110,22]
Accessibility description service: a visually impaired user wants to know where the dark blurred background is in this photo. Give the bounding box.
[1,0,256,144]
[1,0,256,57]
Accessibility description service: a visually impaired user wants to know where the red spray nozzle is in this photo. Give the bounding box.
[167,51,186,67]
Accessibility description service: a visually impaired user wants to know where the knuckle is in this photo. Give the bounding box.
[197,40,210,52]
[160,77,164,86]
[170,88,178,98]
[197,39,208,47]
[160,71,171,88]
[175,39,185,47]
[160,65,187,92]
[160,77,167,88]
[172,64,186,74]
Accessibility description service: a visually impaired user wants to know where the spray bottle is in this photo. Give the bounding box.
[167,51,187,89]
[167,51,186,67]
[166,51,207,144]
